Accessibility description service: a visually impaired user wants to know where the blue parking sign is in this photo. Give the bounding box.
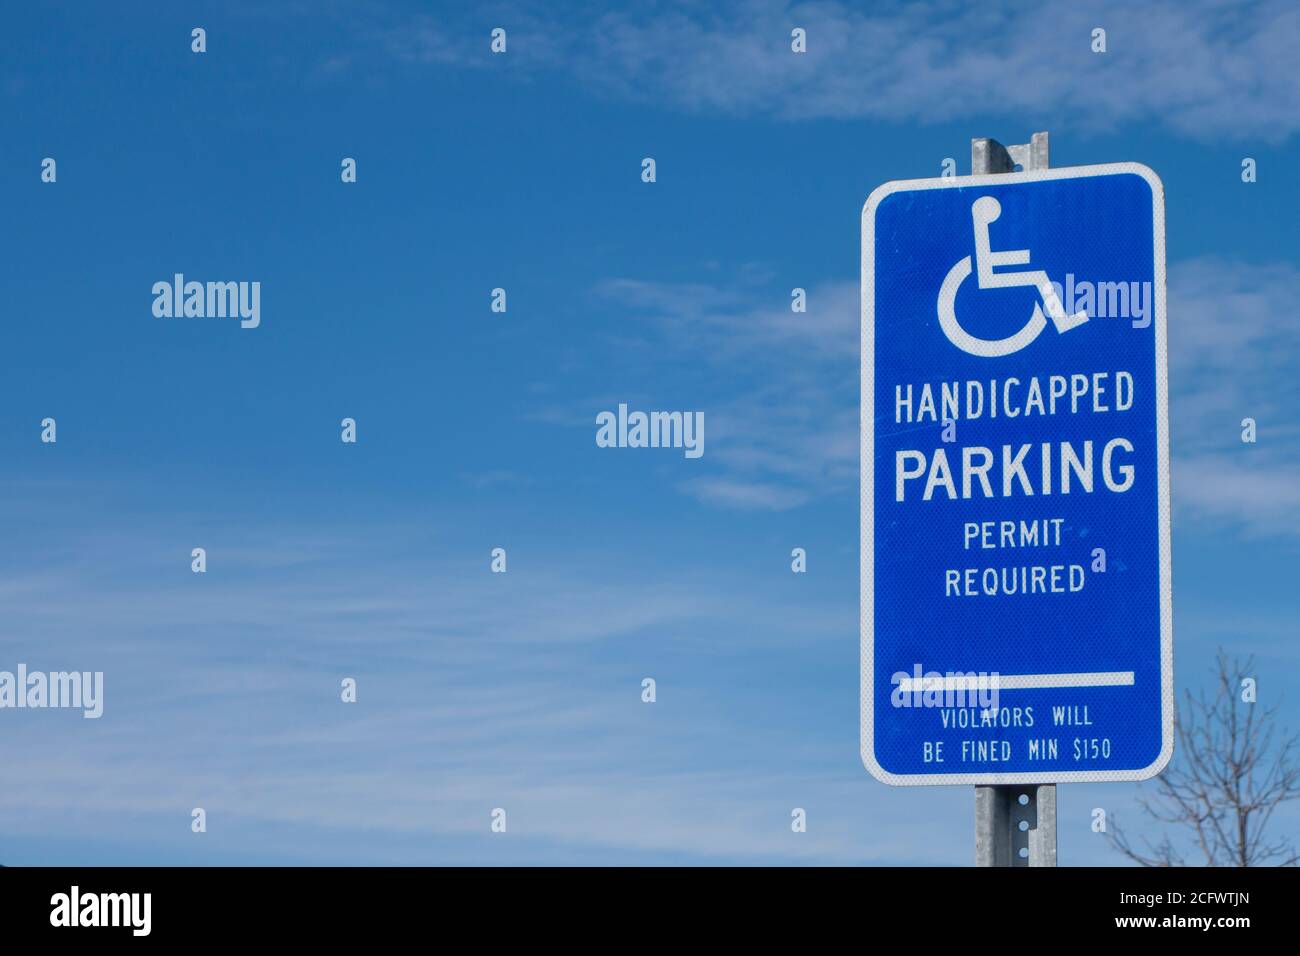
[861,163,1173,785]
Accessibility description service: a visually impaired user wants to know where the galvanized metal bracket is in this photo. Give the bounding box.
[971,131,1050,174]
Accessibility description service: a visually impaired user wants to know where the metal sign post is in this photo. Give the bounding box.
[860,131,1173,867]
[972,134,1056,868]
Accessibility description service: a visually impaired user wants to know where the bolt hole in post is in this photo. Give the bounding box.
[969,134,1059,869]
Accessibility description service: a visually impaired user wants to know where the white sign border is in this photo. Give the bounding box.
[860,162,1174,786]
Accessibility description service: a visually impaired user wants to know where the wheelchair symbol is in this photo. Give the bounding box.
[937,196,1088,357]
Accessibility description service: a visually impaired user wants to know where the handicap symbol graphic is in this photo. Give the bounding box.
[937,196,1089,357]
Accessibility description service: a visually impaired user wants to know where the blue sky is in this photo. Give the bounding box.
[1,0,1297,864]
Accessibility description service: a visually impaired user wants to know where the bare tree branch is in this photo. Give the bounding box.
[1106,650,1300,866]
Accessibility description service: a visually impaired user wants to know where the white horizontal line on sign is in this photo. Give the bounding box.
[896,672,1135,692]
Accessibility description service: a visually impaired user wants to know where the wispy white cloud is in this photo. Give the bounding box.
[1168,258,1300,442]
[0,507,881,864]
[1167,257,1300,536]
[590,276,858,510]
[1174,456,1300,536]
[375,4,565,70]
[370,0,1300,141]
[677,476,807,510]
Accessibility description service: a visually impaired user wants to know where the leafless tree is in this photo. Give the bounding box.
[1108,650,1300,866]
